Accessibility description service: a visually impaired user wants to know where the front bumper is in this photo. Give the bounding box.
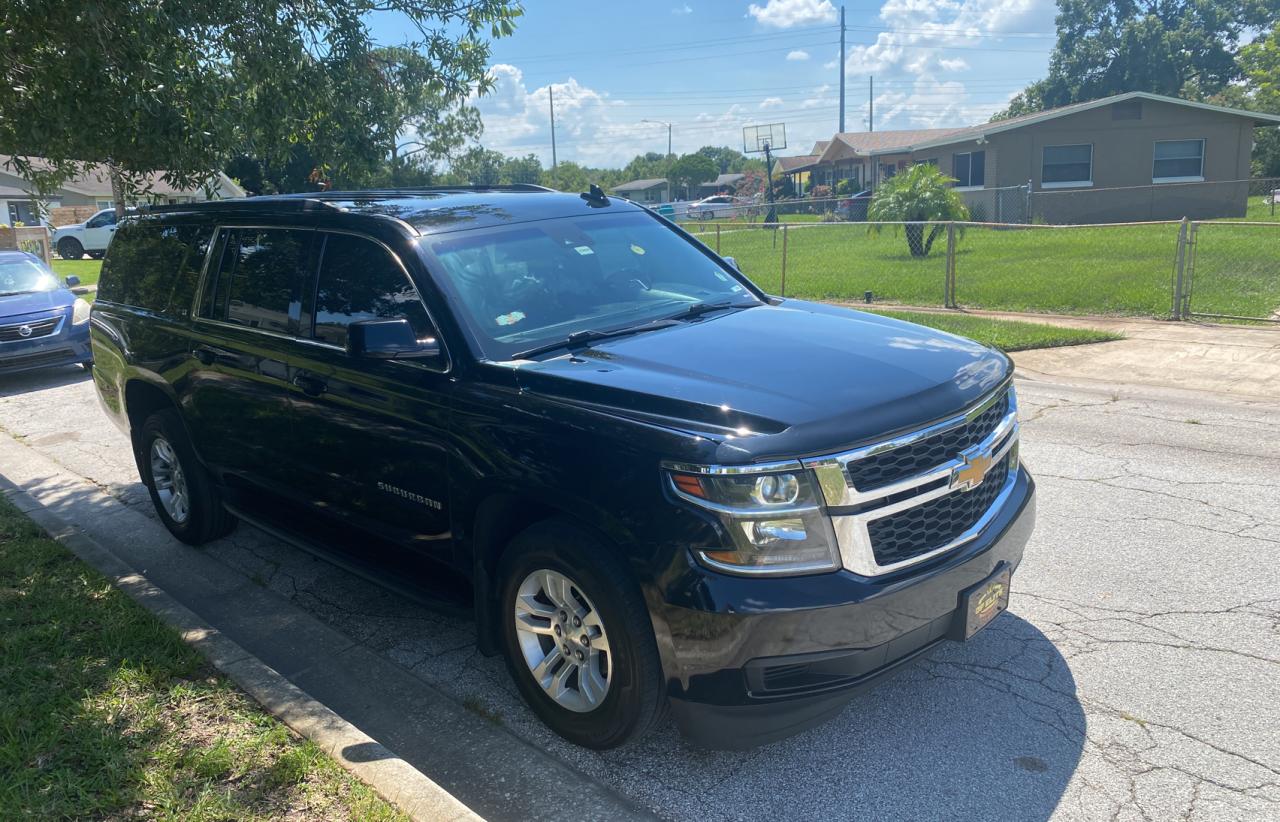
[0,311,92,376]
[658,465,1036,749]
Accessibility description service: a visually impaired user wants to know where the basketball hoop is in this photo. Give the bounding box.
[743,124,786,227]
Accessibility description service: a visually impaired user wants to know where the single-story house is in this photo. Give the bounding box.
[611,178,670,204]
[695,173,745,197]
[0,155,244,225]
[783,92,1280,223]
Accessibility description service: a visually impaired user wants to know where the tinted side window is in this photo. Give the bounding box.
[86,210,115,228]
[203,228,307,334]
[312,233,433,347]
[98,221,214,317]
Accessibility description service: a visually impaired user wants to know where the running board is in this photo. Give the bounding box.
[223,501,473,619]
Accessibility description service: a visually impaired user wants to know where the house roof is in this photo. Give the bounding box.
[895,92,1280,154]
[612,177,669,192]
[776,154,820,173]
[817,128,965,166]
[707,173,744,186]
[0,155,246,198]
[810,141,830,155]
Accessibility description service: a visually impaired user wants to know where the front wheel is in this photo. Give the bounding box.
[498,520,666,749]
[57,237,84,260]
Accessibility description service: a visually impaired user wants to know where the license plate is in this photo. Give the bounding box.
[958,564,1011,640]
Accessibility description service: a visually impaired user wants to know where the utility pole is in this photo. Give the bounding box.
[641,119,673,157]
[869,76,874,132]
[838,5,846,133]
[549,85,557,169]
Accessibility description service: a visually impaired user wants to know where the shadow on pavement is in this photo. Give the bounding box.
[0,365,91,397]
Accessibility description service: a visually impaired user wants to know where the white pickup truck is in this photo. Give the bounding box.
[51,208,135,259]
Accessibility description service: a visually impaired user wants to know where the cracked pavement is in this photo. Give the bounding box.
[1,367,1277,821]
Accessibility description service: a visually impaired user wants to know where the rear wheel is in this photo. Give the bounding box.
[498,519,666,749]
[57,237,83,260]
[138,409,237,544]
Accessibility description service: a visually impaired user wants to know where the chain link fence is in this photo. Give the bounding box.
[683,216,1280,323]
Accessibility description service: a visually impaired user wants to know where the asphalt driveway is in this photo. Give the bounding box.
[1,367,1277,821]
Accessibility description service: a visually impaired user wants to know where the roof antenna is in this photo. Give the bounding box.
[580,183,610,207]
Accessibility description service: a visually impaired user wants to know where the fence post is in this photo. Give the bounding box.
[780,224,788,298]
[945,222,957,308]
[1171,217,1189,320]
[715,223,721,254]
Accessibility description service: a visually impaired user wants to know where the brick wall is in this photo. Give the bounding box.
[49,206,97,227]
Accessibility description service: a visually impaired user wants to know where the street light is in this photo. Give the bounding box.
[641,119,673,157]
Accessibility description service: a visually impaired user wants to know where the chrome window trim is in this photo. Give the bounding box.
[0,314,64,343]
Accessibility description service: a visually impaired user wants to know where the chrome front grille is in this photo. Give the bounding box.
[0,315,63,343]
[804,384,1019,576]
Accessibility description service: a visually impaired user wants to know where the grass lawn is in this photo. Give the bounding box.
[685,219,1280,320]
[51,257,103,288]
[867,309,1123,352]
[1241,194,1280,222]
[0,497,406,821]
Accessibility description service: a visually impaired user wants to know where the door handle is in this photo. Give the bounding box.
[193,347,217,366]
[293,374,327,397]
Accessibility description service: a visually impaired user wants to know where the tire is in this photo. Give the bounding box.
[57,237,84,260]
[498,519,666,749]
[137,408,237,544]
[701,210,714,221]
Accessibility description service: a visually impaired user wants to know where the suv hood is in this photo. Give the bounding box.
[510,299,1011,463]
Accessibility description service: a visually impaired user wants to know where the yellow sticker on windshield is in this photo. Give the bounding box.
[630,244,645,255]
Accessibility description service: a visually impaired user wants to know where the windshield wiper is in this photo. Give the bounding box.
[667,300,758,322]
[511,319,680,360]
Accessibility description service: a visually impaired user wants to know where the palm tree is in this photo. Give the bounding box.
[867,164,970,257]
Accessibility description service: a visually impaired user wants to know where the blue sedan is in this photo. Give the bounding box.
[0,250,93,375]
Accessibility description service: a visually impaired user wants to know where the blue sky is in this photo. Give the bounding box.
[369,0,1060,168]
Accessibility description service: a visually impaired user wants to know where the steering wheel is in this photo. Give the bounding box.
[601,267,650,294]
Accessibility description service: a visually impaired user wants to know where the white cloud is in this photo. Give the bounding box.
[786,49,811,61]
[747,0,836,28]
[938,57,969,72]
[672,4,693,14]
[759,97,784,109]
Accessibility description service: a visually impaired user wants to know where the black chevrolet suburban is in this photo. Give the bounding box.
[90,186,1035,749]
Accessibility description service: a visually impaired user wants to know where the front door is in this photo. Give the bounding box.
[287,231,454,559]
[185,226,314,496]
[83,209,119,251]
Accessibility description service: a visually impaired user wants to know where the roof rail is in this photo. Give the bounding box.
[140,198,344,215]
[269,184,558,199]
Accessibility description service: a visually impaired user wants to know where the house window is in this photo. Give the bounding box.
[953,151,985,188]
[1153,139,1205,182]
[1042,144,1093,187]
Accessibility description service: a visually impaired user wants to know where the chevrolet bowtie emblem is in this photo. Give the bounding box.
[951,452,994,492]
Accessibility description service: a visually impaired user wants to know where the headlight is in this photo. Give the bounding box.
[72,298,91,324]
[666,465,840,576]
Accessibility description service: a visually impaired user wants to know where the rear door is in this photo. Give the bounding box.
[287,230,454,558]
[185,226,314,495]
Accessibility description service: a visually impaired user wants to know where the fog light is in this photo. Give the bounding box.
[752,518,807,543]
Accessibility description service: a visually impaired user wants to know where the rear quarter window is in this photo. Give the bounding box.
[99,221,214,317]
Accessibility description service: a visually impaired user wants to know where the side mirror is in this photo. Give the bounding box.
[64,275,81,288]
[723,256,740,271]
[346,318,441,360]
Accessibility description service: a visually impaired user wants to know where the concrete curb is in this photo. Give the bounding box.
[1,478,482,822]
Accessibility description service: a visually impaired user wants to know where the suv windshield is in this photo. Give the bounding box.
[420,210,760,360]
[0,257,58,296]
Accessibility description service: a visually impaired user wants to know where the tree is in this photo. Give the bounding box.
[622,152,672,182]
[667,154,717,199]
[542,161,592,192]
[867,165,970,258]
[0,1,520,212]
[694,146,750,174]
[991,0,1276,120]
[502,154,543,185]
[1234,22,1280,178]
[446,146,506,185]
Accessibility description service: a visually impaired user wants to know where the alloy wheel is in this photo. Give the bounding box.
[513,569,613,713]
[149,436,190,524]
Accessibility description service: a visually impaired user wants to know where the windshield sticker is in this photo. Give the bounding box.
[573,245,594,256]
[496,311,526,327]
[630,243,645,255]
[713,272,729,281]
